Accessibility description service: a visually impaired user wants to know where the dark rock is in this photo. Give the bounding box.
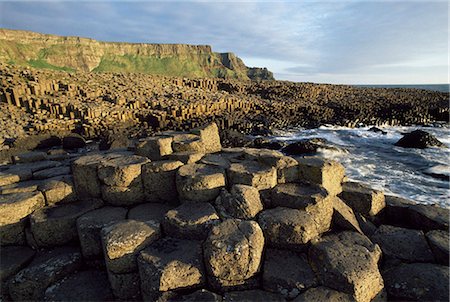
[223,290,285,302]
[383,263,449,301]
[99,132,129,151]
[0,246,35,282]
[426,230,449,265]
[170,289,223,302]
[293,286,354,302]
[408,203,449,231]
[368,127,387,135]
[281,138,328,155]
[62,134,86,150]
[35,136,62,149]
[394,129,445,149]
[43,270,114,301]
[371,225,434,263]
[252,138,286,150]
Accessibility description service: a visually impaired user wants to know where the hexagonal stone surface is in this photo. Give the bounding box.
[0,218,27,246]
[0,246,35,282]
[0,191,45,225]
[98,155,149,187]
[76,206,127,259]
[258,205,332,250]
[338,182,385,216]
[176,163,226,202]
[168,151,205,165]
[0,179,40,195]
[270,182,329,210]
[297,157,345,196]
[138,237,205,300]
[223,290,286,302]
[142,160,184,203]
[172,134,205,153]
[30,198,104,247]
[44,270,114,301]
[163,202,220,240]
[107,270,141,301]
[38,176,77,205]
[275,156,299,184]
[371,224,434,263]
[426,230,449,265]
[204,219,264,290]
[8,247,82,301]
[215,185,263,220]
[0,165,32,186]
[128,203,173,223]
[72,153,122,198]
[262,249,317,299]
[292,286,354,302]
[408,203,449,231]
[191,122,222,154]
[331,196,362,234]
[136,136,173,160]
[227,161,277,190]
[383,263,449,301]
[309,231,383,302]
[102,219,161,274]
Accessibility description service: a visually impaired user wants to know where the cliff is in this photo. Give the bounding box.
[0,28,274,80]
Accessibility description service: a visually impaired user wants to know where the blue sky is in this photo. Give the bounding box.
[0,0,448,84]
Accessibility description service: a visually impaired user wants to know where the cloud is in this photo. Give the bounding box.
[0,0,447,84]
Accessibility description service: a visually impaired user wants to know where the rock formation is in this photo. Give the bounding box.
[1,123,448,301]
[0,28,274,81]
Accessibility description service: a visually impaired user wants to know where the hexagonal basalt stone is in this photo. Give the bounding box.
[262,249,317,299]
[204,219,264,291]
[107,270,141,301]
[227,161,277,190]
[0,191,45,225]
[101,184,145,206]
[215,185,263,220]
[97,155,149,187]
[138,237,205,300]
[38,176,77,205]
[163,202,220,240]
[191,122,222,154]
[8,247,82,301]
[270,182,329,210]
[142,160,184,203]
[309,231,383,302]
[293,286,354,302]
[102,219,161,274]
[172,134,205,153]
[338,181,385,216]
[30,198,104,247]
[76,206,127,259]
[176,163,226,202]
[426,230,449,265]
[0,246,35,282]
[136,136,174,160]
[127,203,173,224]
[223,290,285,302]
[297,157,345,196]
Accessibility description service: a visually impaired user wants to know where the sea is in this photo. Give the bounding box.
[272,125,449,208]
[354,84,449,93]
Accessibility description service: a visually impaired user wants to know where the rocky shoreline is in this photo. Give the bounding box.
[1,123,448,301]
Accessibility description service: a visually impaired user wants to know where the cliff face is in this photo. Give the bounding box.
[0,28,274,80]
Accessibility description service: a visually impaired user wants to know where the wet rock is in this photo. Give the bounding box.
[331,196,363,233]
[191,122,222,153]
[30,198,103,247]
[293,286,354,302]
[163,202,220,240]
[259,205,332,250]
[252,138,286,150]
[136,136,173,160]
[176,163,226,202]
[0,246,35,281]
[223,290,285,302]
[297,157,345,196]
[281,138,330,155]
[102,219,161,274]
[142,160,184,203]
[62,134,86,150]
[38,176,77,205]
[76,206,127,259]
[339,181,385,216]
[227,161,277,190]
[204,219,264,291]
[368,127,387,135]
[383,263,449,301]
[44,270,114,301]
[127,202,173,223]
[426,230,449,265]
[309,231,383,302]
[97,155,149,187]
[262,249,317,299]
[138,237,205,300]
[214,185,263,220]
[371,225,434,263]
[408,203,449,231]
[394,129,445,149]
[8,247,82,301]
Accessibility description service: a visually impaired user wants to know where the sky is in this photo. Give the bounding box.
[0,0,448,84]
